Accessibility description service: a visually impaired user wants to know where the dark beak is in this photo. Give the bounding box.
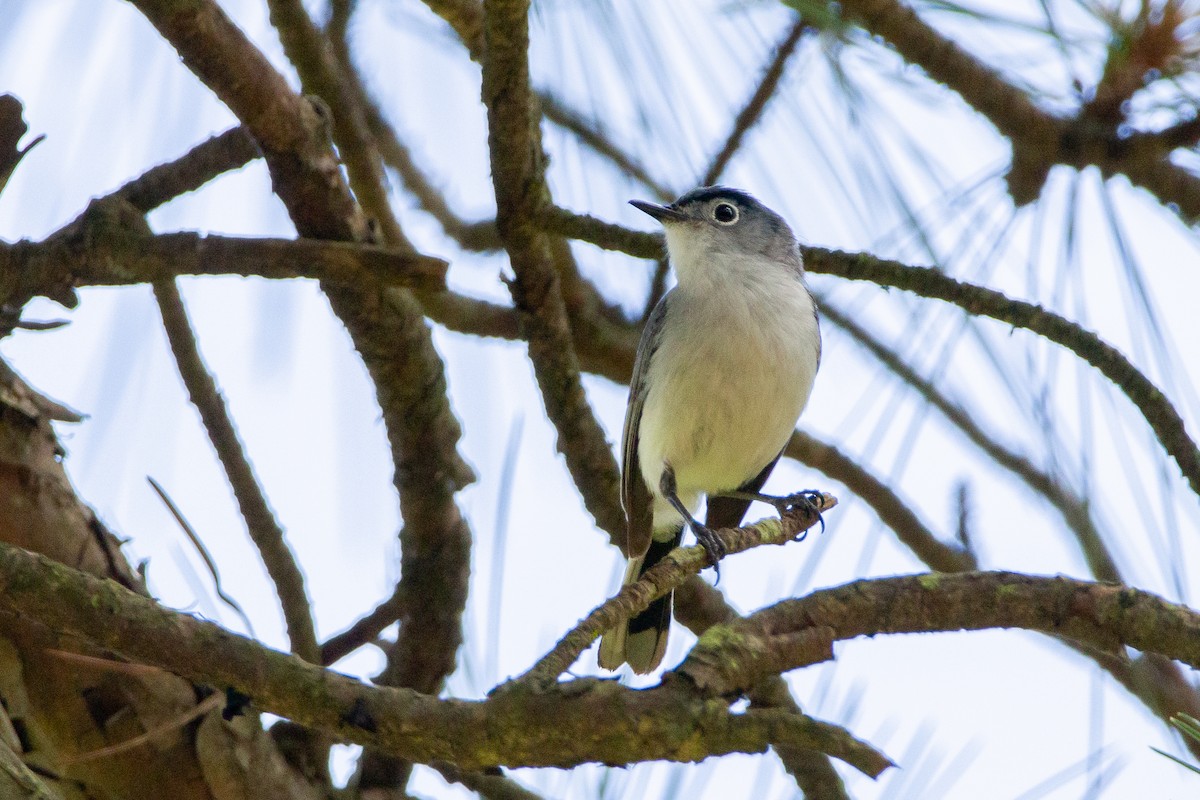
[630,199,687,223]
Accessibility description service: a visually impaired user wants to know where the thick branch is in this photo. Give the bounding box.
[681,571,1200,695]
[0,540,889,777]
[126,0,370,241]
[0,216,447,306]
[480,0,624,539]
[0,360,309,800]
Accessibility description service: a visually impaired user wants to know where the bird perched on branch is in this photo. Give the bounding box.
[598,186,821,674]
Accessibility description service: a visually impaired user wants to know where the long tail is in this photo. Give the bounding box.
[598,525,683,674]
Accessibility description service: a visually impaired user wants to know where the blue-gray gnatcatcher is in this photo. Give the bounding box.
[598,186,821,674]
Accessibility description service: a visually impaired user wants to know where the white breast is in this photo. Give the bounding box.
[636,264,819,525]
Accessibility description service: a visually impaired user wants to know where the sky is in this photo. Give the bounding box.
[2,0,1200,797]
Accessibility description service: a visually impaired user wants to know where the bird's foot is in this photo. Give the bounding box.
[769,490,826,539]
[689,521,727,581]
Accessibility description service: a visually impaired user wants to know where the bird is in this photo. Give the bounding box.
[597,186,821,674]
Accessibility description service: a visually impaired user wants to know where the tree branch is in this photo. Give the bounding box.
[785,431,975,572]
[831,0,1200,217]
[802,246,1200,503]
[540,94,676,201]
[126,0,479,721]
[681,571,1200,694]
[126,0,370,241]
[117,126,259,213]
[153,279,320,663]
[319,585,404,666]
[480,0,625,540]
[702,19,808,185]
[0,359,310,799]
[0,210,447,306]
[520,494,836,684]
[265,0,408,247]
[0,538,890,777]
[818,299,1119,582]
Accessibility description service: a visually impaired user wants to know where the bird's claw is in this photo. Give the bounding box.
[690,522,727,583]
[771,490,826,539]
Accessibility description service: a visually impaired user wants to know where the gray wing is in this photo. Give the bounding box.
[621,294,671,559]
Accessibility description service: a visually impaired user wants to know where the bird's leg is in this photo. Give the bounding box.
[660,465,727,569]
[716,489,827,536]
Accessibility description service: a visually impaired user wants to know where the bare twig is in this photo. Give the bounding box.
[818,300,1119,581]
[152,279,320,663]
[116,126,259,213]
[432,762,548,800]
[147,477,256,636]
[326,2,502,252]
[319,586,404,666]
[540,94,676,201]
[61,694,223,766]
[0,94,45,198]
[370,116,502,251]
[786,432,974,572]
[702,19,808,185]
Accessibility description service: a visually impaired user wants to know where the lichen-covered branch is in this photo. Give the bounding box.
[0,361,308,800]
[681,571,1200,693]
[0,538,890,777]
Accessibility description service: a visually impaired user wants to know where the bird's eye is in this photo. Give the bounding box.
[713,202,739,224]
